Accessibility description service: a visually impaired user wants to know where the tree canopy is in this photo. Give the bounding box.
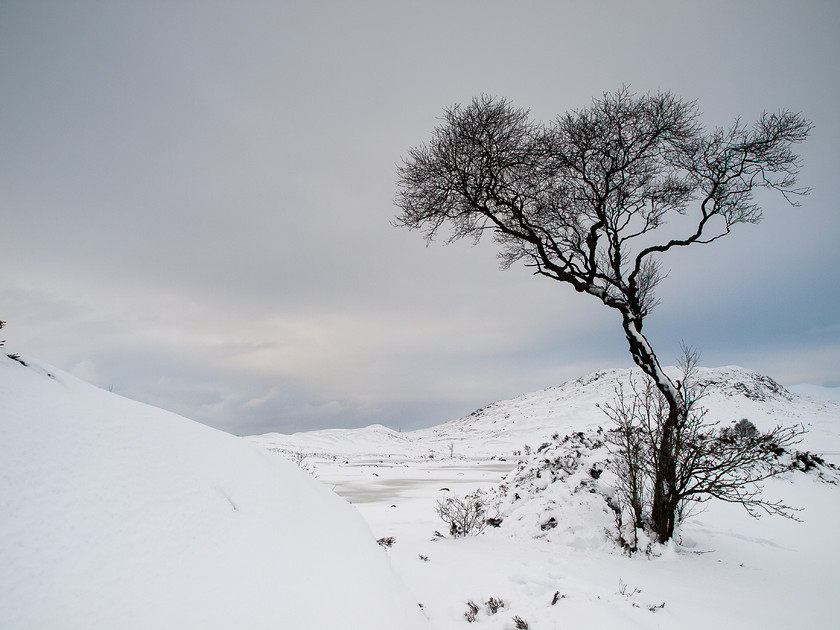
[397,89,809,321]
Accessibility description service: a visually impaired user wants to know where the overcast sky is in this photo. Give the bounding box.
[2,1,838,436]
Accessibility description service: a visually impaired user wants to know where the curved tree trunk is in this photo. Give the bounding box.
[621,313,685,543]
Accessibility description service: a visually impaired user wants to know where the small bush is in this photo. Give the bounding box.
[376,536,395,548]
[436,490,494,537]
[464,600,479,623]
[485,597,505,614]
[289,451,308,467]
[618,577,640,598]
[733,418,758,437]
[791,451,826,472]
[514,615,529,629]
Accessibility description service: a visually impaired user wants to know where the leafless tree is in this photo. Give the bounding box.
[603,380,651,532]
[395,88,811,542]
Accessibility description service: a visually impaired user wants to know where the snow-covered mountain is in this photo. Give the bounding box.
[0,355,428,630]
[251,365,840,461]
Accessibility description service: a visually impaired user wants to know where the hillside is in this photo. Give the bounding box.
[251,365,840,461]
[248,365,840,629]
[4,355,838,629]
[0,355,428,629]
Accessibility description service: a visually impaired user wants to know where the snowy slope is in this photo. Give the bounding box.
[789,382,840,403]
[248,365,840,630]
[0,355,429,630]
[252,365,840,460]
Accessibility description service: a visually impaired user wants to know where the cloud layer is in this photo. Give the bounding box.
[2,1,838,434]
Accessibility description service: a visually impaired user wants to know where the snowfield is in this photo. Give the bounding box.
[2,355,839,629]
[251,366,840,629]
[0,355,428,629]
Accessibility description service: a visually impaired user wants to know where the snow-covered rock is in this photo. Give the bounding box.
[0,355,428,630]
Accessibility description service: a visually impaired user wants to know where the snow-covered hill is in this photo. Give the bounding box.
[5,355,838,629]
[249,365,840,630]
[0,355,428,629]
[251,365,840,461]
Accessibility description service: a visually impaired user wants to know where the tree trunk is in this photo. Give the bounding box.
[621,313,683,543]
[649,402,682,541]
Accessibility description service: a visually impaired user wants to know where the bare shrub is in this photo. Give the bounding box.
[464,600,479,623]
[604,347,805,546]
[436,490,494,537]
[289,451,308,467]
[485,597,504,614]
[618,577,641,598]
[732,418,758,438]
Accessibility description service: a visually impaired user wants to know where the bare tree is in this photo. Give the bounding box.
[603,380,652,533]
[603,347,803,548]
[395,88,811,542]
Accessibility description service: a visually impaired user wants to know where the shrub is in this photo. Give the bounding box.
[485,597,504,614]
[604,358,804,547]
[464,600,479,622]
[733,418,758,438]
[436,490,494,537]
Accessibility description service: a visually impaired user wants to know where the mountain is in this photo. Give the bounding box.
[251,365,840,462]
[0,355,429,630]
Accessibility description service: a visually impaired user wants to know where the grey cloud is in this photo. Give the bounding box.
[2,1,838,434]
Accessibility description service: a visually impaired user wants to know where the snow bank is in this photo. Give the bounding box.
[0,356,428,629]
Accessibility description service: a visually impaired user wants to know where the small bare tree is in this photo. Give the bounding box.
[603,380,651,531]
[604,347,804,546]
[395,88,811,542]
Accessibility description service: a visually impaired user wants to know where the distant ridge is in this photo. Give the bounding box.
[250,366,840,461]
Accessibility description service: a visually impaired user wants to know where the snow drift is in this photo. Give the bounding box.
[0,355,428,629]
